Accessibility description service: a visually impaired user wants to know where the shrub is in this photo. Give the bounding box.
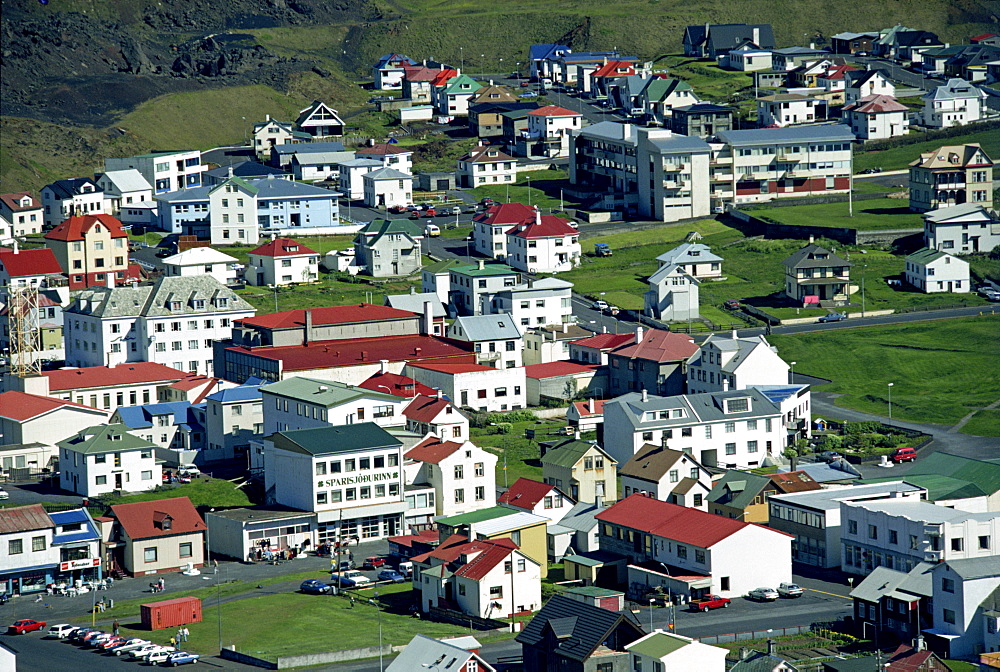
[490,422,513,435]
[487,410,536,424]
[844,421,884,436]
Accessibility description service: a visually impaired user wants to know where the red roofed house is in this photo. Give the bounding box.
[0,193,44,237]
[0,244,64,293]
[524,360,604,405]
[569,332,636,366]
[607,326,698,396]
[596,493,792,599]
[0,390,109,447]
[411,535,541,618]
[246,237,319,287]
[107,496,206,576]
[42,362,188,410]
[588,60,642,99]
[401,65,446,104]
[566,398,608,433]
[404,435,497,518]
[498,477,575,524]
[455,145,516,189]
[505,208,581,274]
[403,393,470,441]
[405,361,526,412]
[355,143,414,174]
[842,94,910,140]
[519,106,583,158]
[471,201,536,259]
[44,213,140,290]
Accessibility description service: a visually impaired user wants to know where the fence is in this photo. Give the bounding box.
[221,644,395,670]
[697,624,812,645]
[728,207,921,246]
[428,605,510,632]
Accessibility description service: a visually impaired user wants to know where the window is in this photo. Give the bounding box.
[979,535,990,550]
[910,535,919,550]
[725,443,736,455]
[951,538,963,552]
[141,470,153,480]
[8,539,23,555]
[747,440,758,453]
[144,547,158,563]
[943,608,955,624]
[848,520,858,535]
[179,542,193,558]
[695,549,706,564]
[455,488,465,503]
[889,530,898,545]
[669,470,679,483]
[942,577,955,593]
[30,535,46,552]
[454,465,464,479]
[316,462,327,476]
[489,586,503,598]
[868,525,878,540]
[475,486,485,501]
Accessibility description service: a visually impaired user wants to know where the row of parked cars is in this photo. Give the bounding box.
[689,583,804,611]
[300,555,412,593]
[28,622,200,666]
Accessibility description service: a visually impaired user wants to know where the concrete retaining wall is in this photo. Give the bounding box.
[222,644,394,669]
[533,407,569,420]
[730,207,922,247]
[779,308,895,325]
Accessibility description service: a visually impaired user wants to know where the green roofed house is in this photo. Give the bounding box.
[353,218,425,278]
[903,247,970,294]
[436,505,550,577]
[58,424,158,497]
[540,438,618,505]
[260,375,408,436]
[638,78,698,125]
[707,471,773,523]
[857,452,1000,510]
[626,630,728,671]
[435,73,483,116]
[422,258,467,306]
[448,261,521,316]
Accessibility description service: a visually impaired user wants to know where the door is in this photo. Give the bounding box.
[948,281,953,291]
[114,473,123,490]
[257,273,264,285]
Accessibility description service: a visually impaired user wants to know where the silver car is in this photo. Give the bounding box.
[748,587,779,601]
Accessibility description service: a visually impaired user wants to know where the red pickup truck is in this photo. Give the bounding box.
[690,595,731,612]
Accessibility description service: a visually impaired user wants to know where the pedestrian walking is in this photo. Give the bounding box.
[159,577,165,591]
[169,636,176,647]
[181,627,189,642]
[113,620,120,636]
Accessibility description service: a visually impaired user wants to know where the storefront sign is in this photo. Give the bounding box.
[317,470,399,488]
[60,558,100,571]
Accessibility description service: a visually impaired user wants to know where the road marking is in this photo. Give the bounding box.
[807,588,852,600]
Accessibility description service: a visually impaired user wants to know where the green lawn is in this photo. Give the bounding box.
[959,409,1000,437]
[748,198,924,231]
[470,170,577,214]
[470,419,576,485]
[98,478,252,509]
[218,234,355,267]
[236,273,421,313]
[768,316,1000,426]
[853,127,1000,172]
[654,55,754,104]
[968,254,1000,284]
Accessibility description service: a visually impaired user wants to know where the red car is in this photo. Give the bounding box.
[362,555,387,570]
[423,207,437,217]
[891,447,917,462]
[9,619,47,634]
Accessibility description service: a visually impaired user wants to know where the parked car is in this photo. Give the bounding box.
[107,637,147,652]
[334,559,355,572]
[723,299,741,310]
[165,651,202,666]
[113,639,152,655]
[819,450,843,463]
[46,624,75,639]
[818,312,847,323]
[423,207,438,217]
[155,247,173,258]
[88,632,116,647]
[9,619,47,634]
[778,582,804,598]
[82,630,107,644]
[397,561,414,577]
[449,206,462,216]
[859,167,882,174]
[591,299,609,311]
[70,627,101,642]
[177,464,200,477]
[147,649,179,665]
[464,204,480,213]
[300,579,332,595]
[594,243,612,257]
[98,636,128,650]
[748,587,779,601]
[409,210,423,219]
[130,644,174,660]
[0,488,8,500]
[378,569,406,583]
[979,288,1000,301]
[481,197,496,207]
[689,595,731,612]
[607,305,621,316]
[891,446,917,463]
[424,224,441,237]
[388,205,408,214]
[363,556,387,570]
[341,570,371,585]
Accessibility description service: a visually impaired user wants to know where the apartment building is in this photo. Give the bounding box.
[686,333,789,394]
[105,150,206,195]
[44,214,135,290]
[260,375,407,435]
[58,423,159,497]
[40,178,110,230]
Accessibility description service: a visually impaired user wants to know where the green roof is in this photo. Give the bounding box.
[905,247,948,265]
[354,218,424,246]
[58,424,156,455]
[563,553,603,567]
[423,259,466,274]
[451,262,518,278]
[541,440,602,469]
[643,78,692,102]
[263,376,400,406]
[707,470,771,509]
[857,452,1000,501]
[212,175,259,195]
[442,74,483,95]
[272,423,401,456]
[627,632,691,659]
[436,506,514,526]
[563,586,623,598]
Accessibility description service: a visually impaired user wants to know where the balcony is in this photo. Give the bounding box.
[924,550,943,562]
[477,351,501,362]
[662,163,686,172]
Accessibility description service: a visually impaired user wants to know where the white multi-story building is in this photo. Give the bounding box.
[920,78,989,128]
[0,193,44,236]
[904,248,971,293]
[94,170,154,224]
[162,247,239,286]
[928,558,1000,659]
[471,202,535,260]
[40,178,109,229]
[602,388,791,469]
[505,211,581,274]
[456,146,517,188]
[246,237,319,287]
[406,361,527,412]
[105,150,206,195]
[58,423,159,497]
[446,313,524,369]
[448,261,521,317]
[63,276,255,375]
[208,176,260,245]
[844,70,895,105]
[840,499,1000,577]
[40,361,186,410]
[260,375,407,436]
[362,167,413,209]
[686,333,790,394]
[401,392,470,441]
[489,277,574,329]
[923,204,1000,254]
[204,378,268,464]
[404,435,497,517]
[756,94,822,127]
[842,94,910,140]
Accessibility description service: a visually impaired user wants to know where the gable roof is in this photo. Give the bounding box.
[769,470,822,494]
[460,145,516,164]
[641,77,694,102]
[43,177,101,200]
[0,192,41,212]
[407,361,497,375]
[385,634,481,672]
[529,105,581,117]
[249,237,317,258]
[473,201,537,227]
[363,167,412,181]
[571,332,636,351]
[43,362,186,391]
[619,444,694,482]
[236,303,414,331]
[449,313,522,342]
[357,143,414,157]
[708,470,772,509]
[782,242,851,269]
[568,400,608,420]
[530,44,571,61]
[524,361,601,379]
[498,478,558,510]
[910,143,992,169]
[385,292,447,318]
[453,540,521,581]
[162,246,239,267]
[263,376,400,406]
[905,247,952,265]
[66,275,254,319]
[110,496,206,540]
[295,101,343,128]
[517,594,643,662]
[58,423,157,454]
[354,218,424,247]
[442,74,483,95]
[405,435,464,464]
[541,438,611,468]
[610,329,698,362]
[508,211,578,239]
[0,504,54,534]
[843,94,909,114]
[96,169,152,193]
[272,423,402,457]
[0,246,64,277]
[0,391,106,422]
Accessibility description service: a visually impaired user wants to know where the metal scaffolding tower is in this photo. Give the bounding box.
[9,286,42,377]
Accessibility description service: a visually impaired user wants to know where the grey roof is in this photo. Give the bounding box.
[944,557,1000,580]
[273,141,346,156]
[448,313,522,342]
[58,423,156,455]
[684,23,776,53]
[687,334,771,374]
[776,460,861,483]
[263,376,400,406]
[385,292,447,317]
[97,169,152,193]
[648,262,695,285]
[849,563,934,603]
[772,46,828,56]
[655,243,723,266]
[362,167,411,181]
[924,78,985,101]
[768,482,924,512]
[44,178,101,199]
[846,498,1000,524]
[707,470,772,509]
[272,422,402,456]
[647,134,711,155]
[338,158,384,168]
[730,650,800,672]
[65,275,254,318]
[292,151,354,165]
[249,177,339,199]
[674,103,733,114]
[556,502,605,533]
[204,161,289,180]
[385,634,476,672]
[206,507,316,523]
[782,243,851,270]
[716,124,855,146]
[575,121,638,143]
[831,31,879,40]
[923,203,993,223]
[474,510,549,536]
[607,388,781,430]
[517,594,643,662]
[162,247,238,266]
[155,186,211,203]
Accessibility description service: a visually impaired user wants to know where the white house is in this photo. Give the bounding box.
[844,70,896,105]
[105,150,206,195]
[602,388,791,469]
[94,169,155,225]
[362,167,413,209]
[252,116,310,159]
[404,435,497,517]
[208,176,260,246]
[0,391,109,447]
[655,243,724,279]
[260,375,408,436]
[203,378,269,464]
[643,263,700,321]
[619,444,714,510]
[921,78,989,128]
[842,94,910,140]
[337,158,384,200]
[402,393,470,441]
[373,53,416,90]
[626,631,727,672]
[927,558,1000,659]
[0,193,44,237]
[904,248,971,293]
[58,423,159,497]
[923,204,1000,254]
[355,144,415,175]
[63,275,255,376]
[597,494,793,599]
[448,261,522,317]
[521,106,583,158]
[489,277,575,329]
[722,48,773,72]
[246,237,319,287]
[40,178,109,229]
[756,93,821,127]
[505,210,581,274]
[387,636,495,672]
[405,361,527,412]
[472,201,536,260]
[0,245,64,295]
[161,247,239,286]
[498,477,576,524]
[456,145,517,189]
[446,313,524,369]
[686,333,790,395]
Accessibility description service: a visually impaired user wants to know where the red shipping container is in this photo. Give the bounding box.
[140,596,203,631]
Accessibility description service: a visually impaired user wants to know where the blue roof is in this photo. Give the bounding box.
[207,379,270,403]
[716,124,855,146]
[50,509,100,545]
[155,185,211,203]
[376,53,417,67]
[748,384,808,404]
[647,134,712,154]
[115,401,204,431]
[530,44,570,61]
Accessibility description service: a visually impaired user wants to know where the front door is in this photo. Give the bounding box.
[114,473,123,490]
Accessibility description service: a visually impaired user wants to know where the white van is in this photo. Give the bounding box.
[47,624,75,639]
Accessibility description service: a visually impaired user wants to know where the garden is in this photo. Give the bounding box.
[795,421,929,463]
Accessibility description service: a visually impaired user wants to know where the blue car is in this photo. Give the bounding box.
[378,569,406,583]
[165,651,201,666]
[300,579,332,595]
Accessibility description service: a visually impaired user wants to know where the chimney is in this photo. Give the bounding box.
[265,114,271,121]
[731,329,738,339]
[360,350,368,360]
[767,640,776,657]
[722,378,729,391]
[808,235,814,244]
[574,430,581,440]
[641,388,648,402]
[602,325,607,333]
[562,322,569,334]
[436,388,443,399]
[478,259,485,270]
[380,359,389,374]
[421,301,434,336]
[739,647,749,661]
[914,635,926,652]
[588,398,595,413]
[635,326,644,343]
[304,309,313,346]
[809,42,815,50]
[12,240,18,254]
[753,28,760,45]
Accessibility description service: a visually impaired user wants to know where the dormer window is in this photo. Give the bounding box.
[192,299,205,310]
[725,397,750,413]
[214,298,229,308]
[169,301,182,311]
[109,434,122,441]
[153,512,173,530]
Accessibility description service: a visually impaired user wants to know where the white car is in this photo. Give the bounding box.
[111,638,150,655]
[0,488,9,500]
[591,300,609,311]
[128,644,164,659]
[46,624,75,638]
[146,648,178,665]
[778,582,804,598]
[748,587,779,601]
[342,570,371,585]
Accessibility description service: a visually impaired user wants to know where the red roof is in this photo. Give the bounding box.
[472,202,537,227]
[0,247,63,277]
[236,303,416,331]
[406,361,496,374]
[497,478,556,510]
[249,237,317,258]
[44,214,128,243]
[357,143,413,156]
[0,504,53,534]
[843,94,908,114]
[597,494,787,547]
[570,332,635,350]
[359,371,436,398]
[611,329,697,362]
[43,363,187,391]
[403,394,455,423]
[405,436,464,464]
[971,33,998,42]
[528,105,580,117]
[413,535,519,581]
[430,69,459,87]
[508,213,578,239]
[570,399,607,418]
[225,335,474,371]
[387,529,439,549]
[591,61,637,78]
[454,542,518,581]
[886,644,938,671]
[0,193,41,212]
[524,361,601,379]
[403,66,440,82]
[111,497,206,541]
[0,391,105,422]
[820,64,858,80]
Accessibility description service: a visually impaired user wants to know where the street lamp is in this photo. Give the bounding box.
[460,47,464,73]
[369,592,383,672]
[861,264,867,318]
[648,598,655,632]
[887,382,894,420]
[789,361,796,385]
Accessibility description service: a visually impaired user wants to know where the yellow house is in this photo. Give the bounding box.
[107,496,206,576]
[44,213,133,290]
[540,437,618,505]
[436,506,549,577]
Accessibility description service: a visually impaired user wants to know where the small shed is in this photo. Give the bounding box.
[562,585,625,612]
[416,171,457,192]
[399,105,435,123]
[141,596,202,631]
